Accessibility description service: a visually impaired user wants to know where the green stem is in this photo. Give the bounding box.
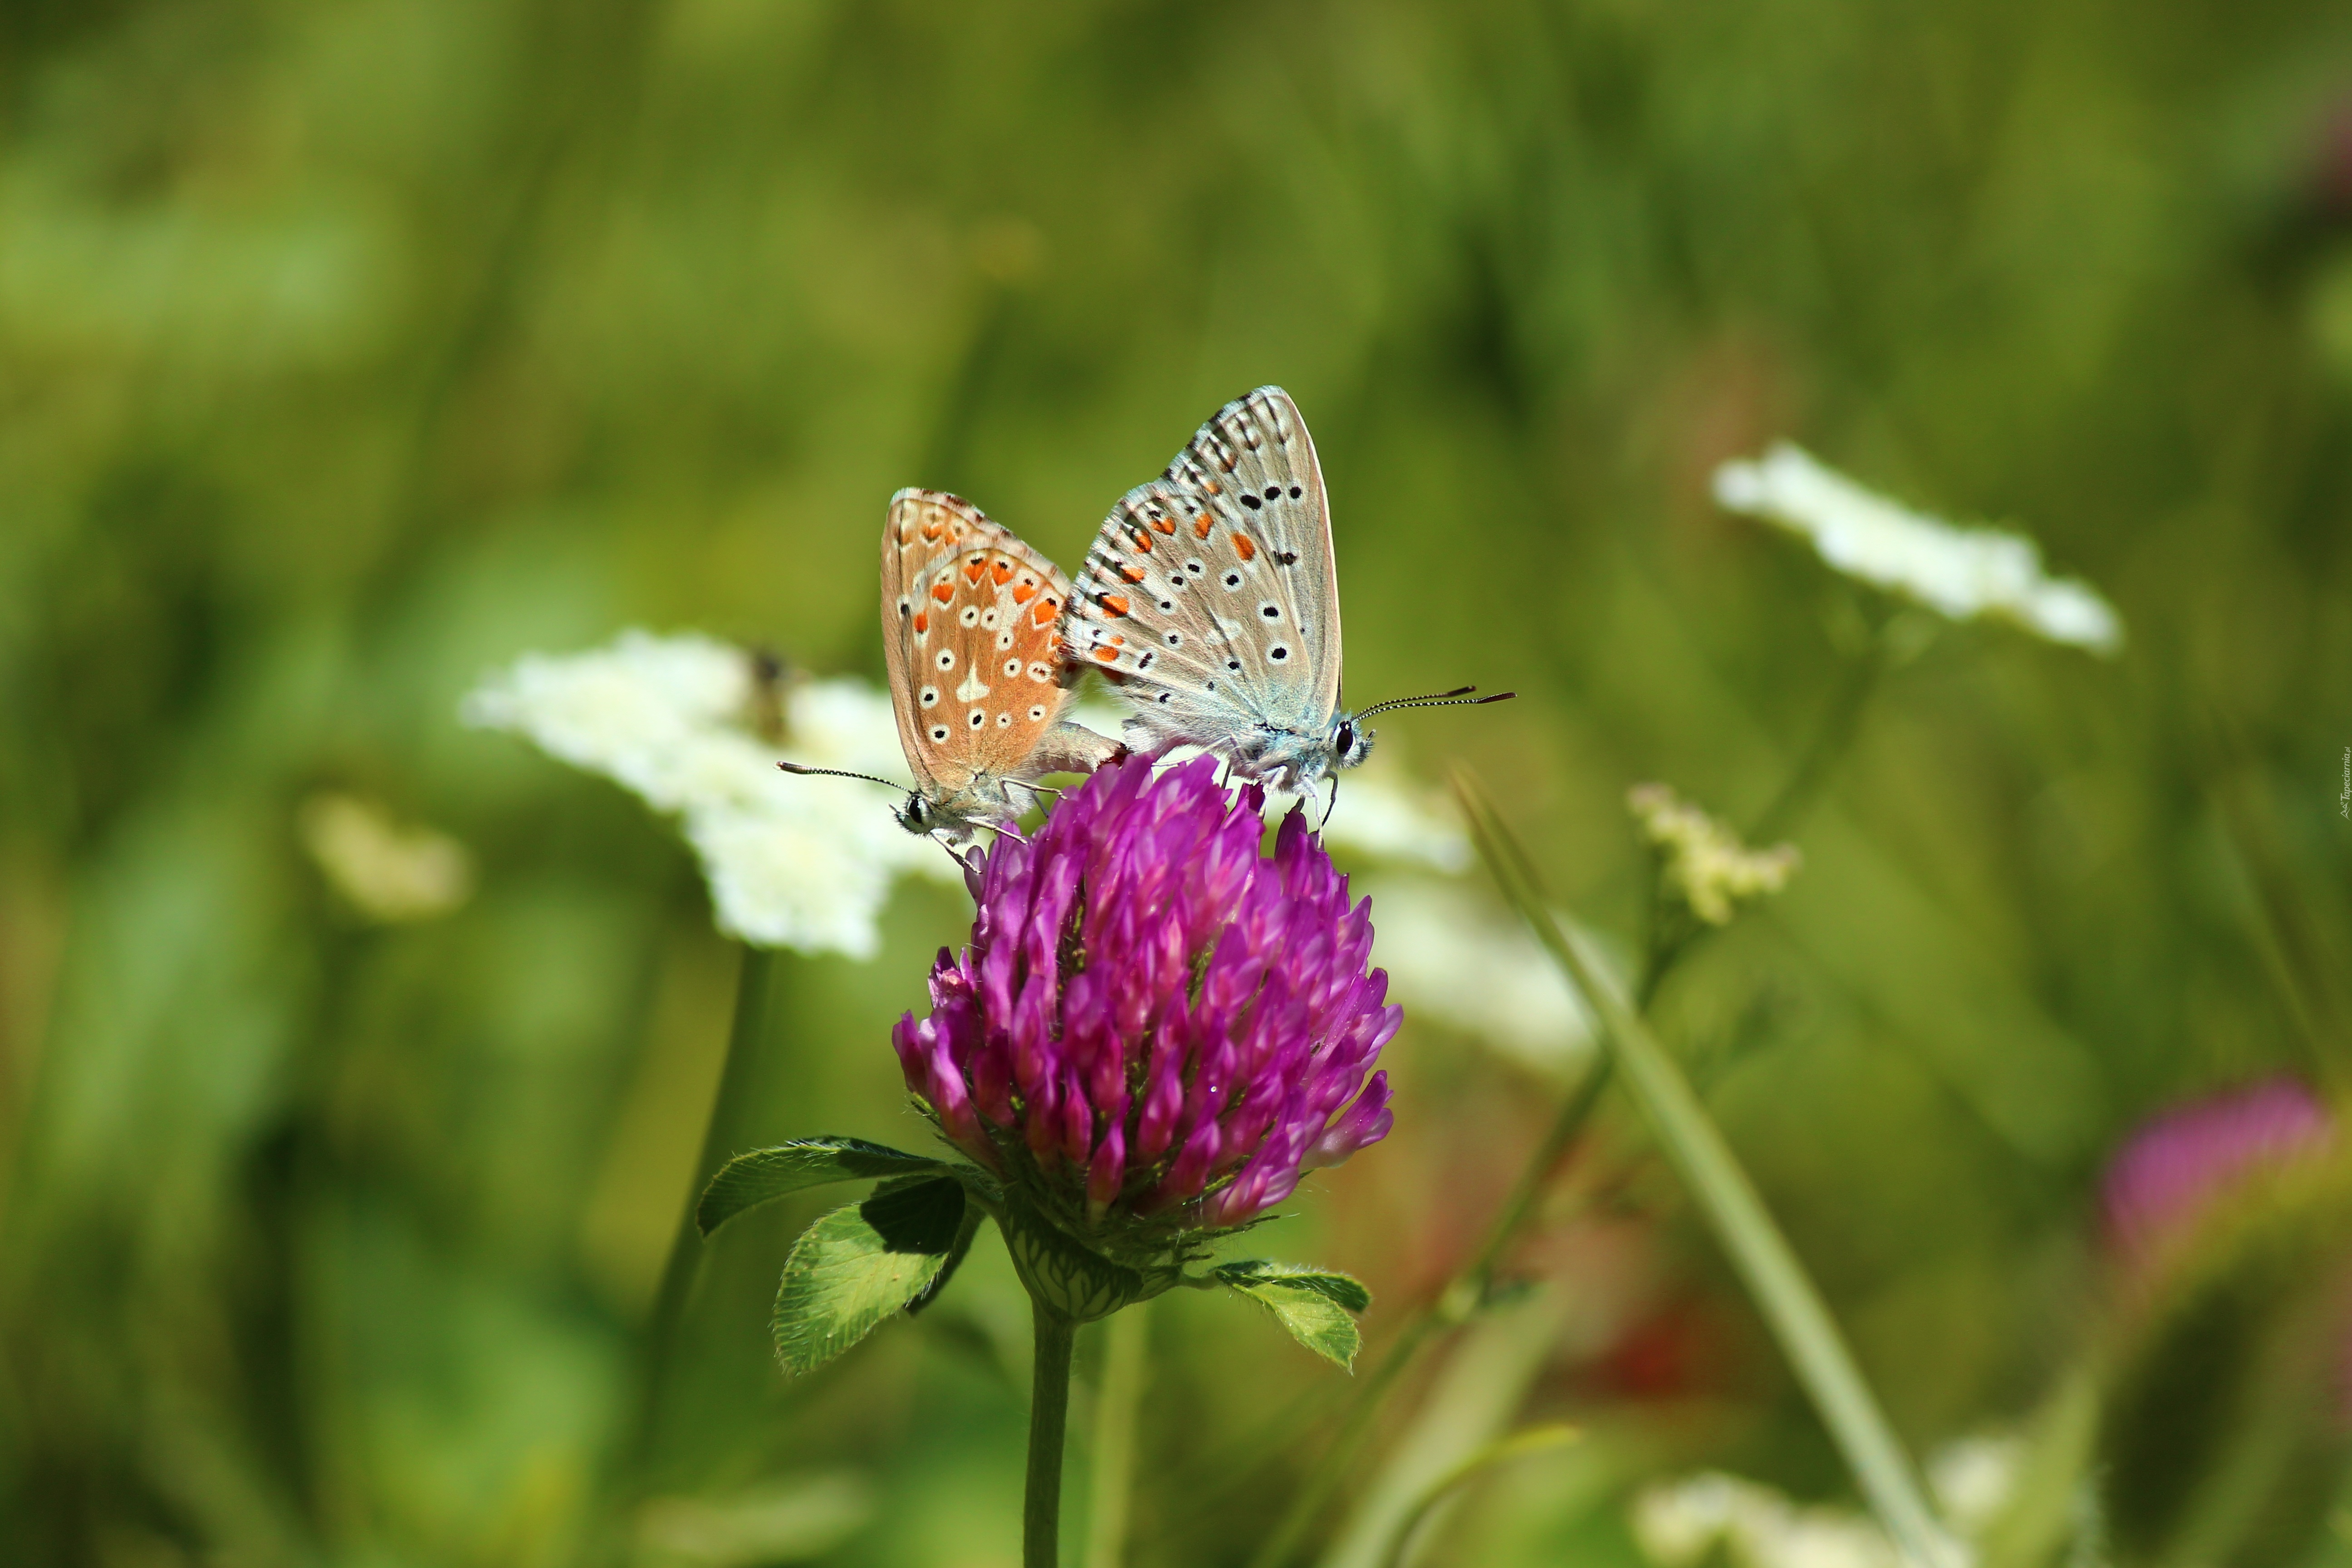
[1028,1303,1080,1568]
[1457,777,1960,1568]
[1083,1303,1149,1568]
[621,944,777,1494]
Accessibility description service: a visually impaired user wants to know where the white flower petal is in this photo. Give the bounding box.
[464,630,954,956]
[1712,443,2122,655]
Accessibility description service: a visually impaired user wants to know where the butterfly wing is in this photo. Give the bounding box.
[1066,387,1341,759]
[882,490,1087,818]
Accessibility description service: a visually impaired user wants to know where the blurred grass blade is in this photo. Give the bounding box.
[1376,1423,1579,1568]
[1452,769,1963,1568]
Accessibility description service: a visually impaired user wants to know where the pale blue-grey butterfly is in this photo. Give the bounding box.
[1064,387,1509,798]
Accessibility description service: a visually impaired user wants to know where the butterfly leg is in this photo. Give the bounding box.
[1319,773,1340,830]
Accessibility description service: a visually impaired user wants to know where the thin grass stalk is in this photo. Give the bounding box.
[1083,1303,1149,1568]
[1258,631,1890,1566]
[1453,771,1962,1568]
[1247,1047,1614,1568]
[617,943,777,1499]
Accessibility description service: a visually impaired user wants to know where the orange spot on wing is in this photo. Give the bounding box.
[1120,564,1146,583]
[931,582,955,603]
[1130,530,1152,553]
[1012,581,1037,604]
[1031,600,1057,627]
[1152,515,1176,534]
[921,521,945,542]
[1093,645,1121,663]
[1232,534,1257,562]
[912,611,928,633]
[1193,514,1214,539]
[1100,593,1131,616]
[991,560,1012,585]
[963,559,988,585]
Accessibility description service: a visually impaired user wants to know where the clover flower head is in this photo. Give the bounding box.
[1712,443,2123,655]
[2100,1076,2334,1264]
[1628,783,1801,926]
[463,630,959,958]
[892,753,1399,1247]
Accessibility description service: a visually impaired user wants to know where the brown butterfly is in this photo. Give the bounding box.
[783,489,1120,849]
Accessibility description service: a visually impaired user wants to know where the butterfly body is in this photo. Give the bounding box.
[867,489,1118,847]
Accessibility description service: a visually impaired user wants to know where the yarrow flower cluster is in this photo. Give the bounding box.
[1712,443,2123,654]
[1627,783,1801,926]
[894,752,1399,1243]
[462,630,958,957]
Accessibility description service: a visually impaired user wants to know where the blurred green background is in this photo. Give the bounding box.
[5,1,2352,1565]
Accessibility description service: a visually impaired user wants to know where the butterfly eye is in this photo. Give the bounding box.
[1335,721,1354,755]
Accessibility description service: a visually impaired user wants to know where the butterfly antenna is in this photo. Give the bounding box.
[1353,686,1517,719]
[777,761,906,790]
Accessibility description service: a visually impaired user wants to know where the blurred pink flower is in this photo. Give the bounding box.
[2100,1077,2333,1264]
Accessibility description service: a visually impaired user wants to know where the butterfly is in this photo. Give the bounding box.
[1063,387,1509,798]
[781,489,1121,849]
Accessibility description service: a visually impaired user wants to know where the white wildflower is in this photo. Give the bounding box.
[1363,876,1597,1077]
[1713,443,2122,654]
[1633,1438,2018,1568]
[463,631,957,960]
[1628,783,1801,926]
[1925,1436,2024,1534]
[1633,1473,1899,1568]
[298,792,475,923]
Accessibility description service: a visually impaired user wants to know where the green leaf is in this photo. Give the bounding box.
[1217,1260,1370,1371]
[770,1176,966,1375]
[904,1200,983,1317]
[698,1137,946,1236]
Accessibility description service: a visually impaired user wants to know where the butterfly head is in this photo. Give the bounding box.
[1329,712,1376,772]
[893,791,937,837]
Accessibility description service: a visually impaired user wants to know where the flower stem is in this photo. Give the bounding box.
[1083,1302,1149,1568]
[1028,1302,1080,1568]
